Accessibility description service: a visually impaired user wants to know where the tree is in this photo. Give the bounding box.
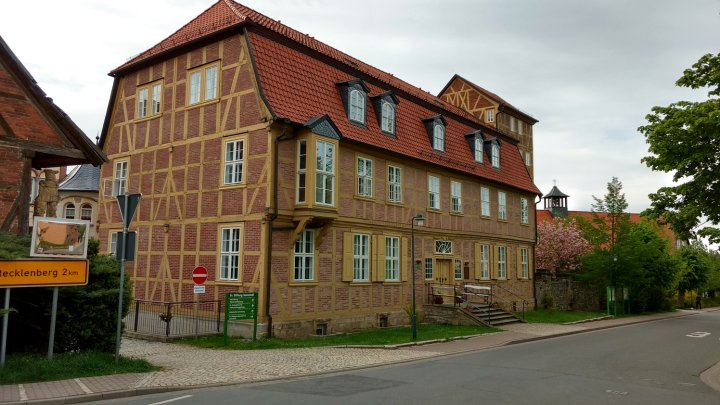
[639,52,720,243]
[676,243,713,307]
[589,177,630,249]
[536,219,589,273]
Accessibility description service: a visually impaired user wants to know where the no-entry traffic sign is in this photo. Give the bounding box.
[192,266,208,285]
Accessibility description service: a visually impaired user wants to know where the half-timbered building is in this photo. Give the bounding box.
[98,0,541,337]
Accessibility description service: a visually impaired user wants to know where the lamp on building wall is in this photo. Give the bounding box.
[410,213,425,340]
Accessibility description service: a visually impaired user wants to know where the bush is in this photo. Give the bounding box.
[542,293,554,309]
[2,234,131,354]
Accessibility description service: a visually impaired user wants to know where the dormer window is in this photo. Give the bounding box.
[381,102,395,133]
[486,109,494,123]
[474,137,484,163]
[465,131,484,164]
[337,79,370,126]
[423,115,447,153]
[491,143,500,168]
[372,91,399,136]
[349,89,366,124]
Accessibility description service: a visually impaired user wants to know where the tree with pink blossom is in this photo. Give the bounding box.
[536,219,590,273]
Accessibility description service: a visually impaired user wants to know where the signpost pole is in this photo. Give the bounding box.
[224,294,229,346]
[1,289,10,368]
[47,287,58,359]
[115,194,128,364]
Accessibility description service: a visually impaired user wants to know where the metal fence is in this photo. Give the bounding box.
[125,299,222,338]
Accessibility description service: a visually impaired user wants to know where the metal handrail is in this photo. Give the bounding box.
[492,283,530,321]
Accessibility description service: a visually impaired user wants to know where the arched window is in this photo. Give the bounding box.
[381,102,395,134]
[491,143,500,168]
[81,203,92,221]
[349,89,365,124]
[433,124,445,152]
[64,203,76,219]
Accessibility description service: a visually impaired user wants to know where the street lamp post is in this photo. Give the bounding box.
[410,214,424,340]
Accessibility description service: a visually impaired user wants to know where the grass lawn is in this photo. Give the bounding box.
[179,324,498,350]
[523,309,608,324]
[0,352,158,385]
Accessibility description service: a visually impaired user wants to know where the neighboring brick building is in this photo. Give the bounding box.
[0,35,106,236]
[97,1,541,337]
[439,75,538,179]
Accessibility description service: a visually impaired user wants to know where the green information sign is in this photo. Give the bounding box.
[224,292,258,343]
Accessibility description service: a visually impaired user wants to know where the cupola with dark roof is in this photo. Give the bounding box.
[543,183,569,218]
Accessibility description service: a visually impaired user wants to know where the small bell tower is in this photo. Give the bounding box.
[543,180,569,218]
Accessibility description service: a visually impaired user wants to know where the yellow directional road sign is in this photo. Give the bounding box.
[0,259,89,288]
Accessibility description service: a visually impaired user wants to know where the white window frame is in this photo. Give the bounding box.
[486,109,494,123]
[80,203,92,221]
[220,227,241,281]
[137,88,148,119]
[480,244,490,280]
[433,124,445,151]
[498,191,507,220]
[520,247,529,279]
[451,181,462,213]
[497,246,506,280]
[474,137,483,163]
[315,140,335,206]
[381,101,395,134]
[385,236,400,281]
[109,231,119,256]
[454,258,463,280]
[491,143,500,168]
[223,139,244,185]
[481,187,490,217]
[297,140,307,204]
[353,234,370,281]
[349,89,366,124]
[64,203,75,219]
[424,258,433,280]
[188,63,219,105]
[294,229,314,281]
[435,240,453,255]
[357,157,373,197]
[151,83,162,115]
[521,197,529,224]
[428,175,440,210]
[112,160,128,197]
[387,165,402,203]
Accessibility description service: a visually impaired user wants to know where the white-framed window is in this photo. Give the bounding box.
[428,175,440,210]
[357,157,373,197]
[480,244,490,280]
[349,89,366,124]
[520,247,529,279]
[109,231,119,256]
[112,160,128,197]
[151,83,162,115]
[521,197,529,224]
[424,258,433,280]
[223,139,244,185]
[294,229,314,281]
[497,246,506,279]
[385,236,400,281]
[64,203,75,219]
[481,187,490,217]
[220,227,241,281]
[474,137,483,163]
[433,124,445,152]
[353,234,370,281]
[137,88,148,119]
[525,151,532,166]
[435,240,452,255]
[454,258,463,280]
[387,165,402,203]
[315,140,335,206]
[381,101,395,134]
[498,191,507,220]
[491,143,500,168]
[189,64,219,105]
[486,109,494,123]
[297,140,307,203]
[80,203,92,221]
[451,181,462,213]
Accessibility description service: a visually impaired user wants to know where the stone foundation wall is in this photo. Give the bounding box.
[267,310,411,339]
[423,305,486,326]
[534,272,600,312]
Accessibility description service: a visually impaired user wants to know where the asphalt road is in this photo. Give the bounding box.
[97,312,720,405]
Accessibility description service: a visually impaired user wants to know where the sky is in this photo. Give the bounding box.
[1,0,718,213]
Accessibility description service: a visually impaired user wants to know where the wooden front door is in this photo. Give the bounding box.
[434,258,453,284]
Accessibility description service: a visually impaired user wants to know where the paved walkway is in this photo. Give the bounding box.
[1,309,717,404]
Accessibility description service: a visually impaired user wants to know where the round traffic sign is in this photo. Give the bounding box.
[192,266,208,285]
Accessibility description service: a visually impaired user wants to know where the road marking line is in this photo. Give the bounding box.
[148,394,193,405]
[18,384,27,401]
[686,331,710,338]
[74,378,93,394]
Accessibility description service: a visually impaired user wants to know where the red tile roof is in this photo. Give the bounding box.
[110,0,539,195]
